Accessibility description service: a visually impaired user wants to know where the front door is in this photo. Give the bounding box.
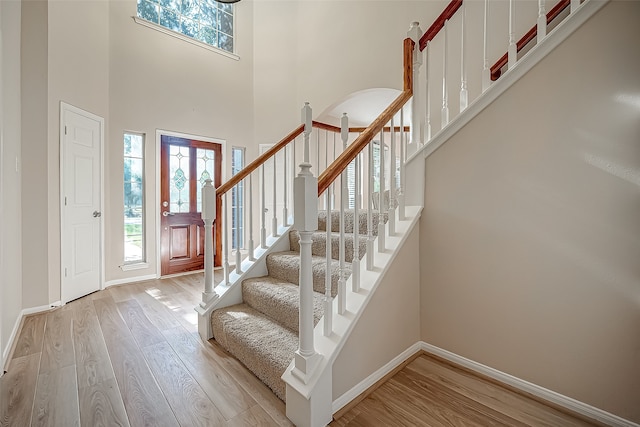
[61,103,103,303]
[160,135,222,276]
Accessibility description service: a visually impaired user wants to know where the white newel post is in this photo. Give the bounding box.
[407,21,423,156]
[537,0,547,42]
[292,102,322,383]
[196,179,219,340]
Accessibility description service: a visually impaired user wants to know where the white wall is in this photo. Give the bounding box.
[21,0,48,309]
[252,1,450,145]
[420,1,640,422]
[1,0,23,363]
[333,226,421,400]
[106,0,254,282]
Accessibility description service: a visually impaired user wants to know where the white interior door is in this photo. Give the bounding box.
[61,103,103,303]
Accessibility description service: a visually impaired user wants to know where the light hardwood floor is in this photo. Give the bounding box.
[331,353,601,427]
[1,273,600,427]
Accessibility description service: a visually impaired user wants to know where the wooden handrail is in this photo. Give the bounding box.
[317,38,415,197]
[419,0,463,51]
[217,124,304,197]
[490,0,570,80]
[314,119,410,134]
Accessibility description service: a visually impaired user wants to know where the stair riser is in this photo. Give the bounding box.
[289,230,367,263]
[317,210,387,236]
[266,252,348,297]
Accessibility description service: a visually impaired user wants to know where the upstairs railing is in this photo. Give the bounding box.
[413,0,587,149]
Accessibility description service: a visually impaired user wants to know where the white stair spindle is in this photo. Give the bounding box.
[223,193,230,286]
[248,173,255,261]
[388,118,396,237]
[460,2,468,112]
[398,108,406,221]
[283,145,288,226]
[235,182,242,274]
[425,42,432,141]
[378,131,386,252]
[482,0,491,92]
[272,156,278,237]
[260,164,267,249]
[338,113,348,315]
[508,0,517,70]
[332,133,337,209]
[571,0,580,14]
[324,186,333,337]
[366,142,374,271]
[292,102,321,382]
[352,152,360,293]
[292,137,297,220]
[442,19,450,128]
[537,0,547,42]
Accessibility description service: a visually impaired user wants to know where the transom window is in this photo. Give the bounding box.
[137,0,235,53]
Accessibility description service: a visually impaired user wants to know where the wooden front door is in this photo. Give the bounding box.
[160,135,222,276]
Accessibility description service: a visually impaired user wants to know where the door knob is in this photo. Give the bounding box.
[93,211,101,217]
[162,211,175,217]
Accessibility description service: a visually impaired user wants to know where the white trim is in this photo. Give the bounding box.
[104,274,157,288]
[2,302,62,372]
[2,312,22,372]
[332,342,422,414]
[420,342,640,427]
[120,262,150,272]
[133,17,239,61]
[59,102,106,304]
[155,129,226,278]
[409,0,609,164]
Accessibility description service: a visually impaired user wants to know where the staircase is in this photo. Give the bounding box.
[210,210,385,401]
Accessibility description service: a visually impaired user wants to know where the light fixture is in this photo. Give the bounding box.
[217,0,240,3]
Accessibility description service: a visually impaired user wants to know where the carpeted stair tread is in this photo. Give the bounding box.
[317,209,388,235]
[266,251,348,296]
[211,303,297,401]
[289,230,367,263]
[242,276,325,333]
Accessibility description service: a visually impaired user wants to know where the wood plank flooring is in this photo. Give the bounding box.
[331,353,600,427]
[1,272,600,426]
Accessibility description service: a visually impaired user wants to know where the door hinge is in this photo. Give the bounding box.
[64,196,67,206]
[64,125,67,135]
[64,267,68,277]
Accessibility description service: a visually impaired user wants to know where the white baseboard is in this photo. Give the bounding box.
[332,341,423,414]
[104,274,157,288]
[420,342,639,427]
[2,301,61,373]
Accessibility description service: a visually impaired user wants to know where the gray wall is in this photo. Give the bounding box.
[420,1,640,422]
[1,0,23,363]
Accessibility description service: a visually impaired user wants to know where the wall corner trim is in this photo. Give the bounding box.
[420,342,640,427]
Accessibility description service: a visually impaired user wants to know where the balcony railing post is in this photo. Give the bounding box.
[407,21,423,156]
[537,0,547,42]
[508,0,517,69]
[389,117,396,236]
[292,102,322,383]
[442,19,450,128]
[482,0,491,92]
[398,108,406,221]
[460,1,468,112]
[196,179,219,340]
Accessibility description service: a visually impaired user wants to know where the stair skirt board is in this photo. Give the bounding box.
[210,209,384,402]
[332,341,638,427]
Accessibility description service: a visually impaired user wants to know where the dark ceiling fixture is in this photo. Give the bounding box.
[217,0,240,3]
